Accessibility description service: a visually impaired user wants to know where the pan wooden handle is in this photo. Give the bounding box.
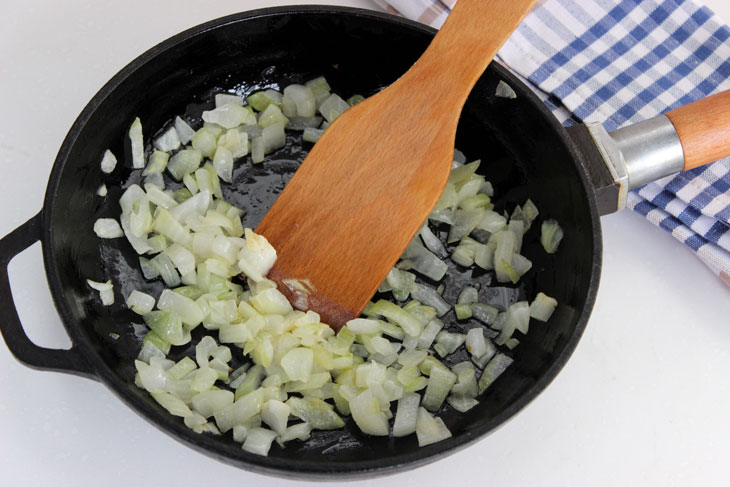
[666,90,730,170]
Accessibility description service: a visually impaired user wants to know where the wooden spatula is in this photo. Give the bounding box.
[256,0,537,329]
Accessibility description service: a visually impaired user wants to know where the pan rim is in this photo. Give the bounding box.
[40,5,602,479]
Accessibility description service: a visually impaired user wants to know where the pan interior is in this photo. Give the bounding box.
[44,7,599,476]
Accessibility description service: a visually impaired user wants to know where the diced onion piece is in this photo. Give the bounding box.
[305,76,331,97]
[400,239,448,281]
[87,279,114,306]
[530,292,558,322]
[153,126,181,152]
[349,389,389,436]
[100,149,117,173]
[465,328,492,360]
[283,84,316,118]
[495,80,517,99]
[471,303,499,325]
[261,122,286,155]
[192,390,234,418]
[281,347,313,382]
[302,127,324,143]
[287,116,323,131]
[345,318,380,335]
[450,361,478,398]
[318,94,349,123]
[415,407,452,447]
[446,395,479,412]
[192,128,217,158]
[447,208,485,243]
[258,104,289,128]
[126,290,155,315]
[392,392,420,437]
[237,229,276,282]
[93,218,124,238]
[97,184,107,197]
[409,284,451,317]
[478,353,513,393]
[278,422,312,444]
[541,219,564,254]
[368,300,423,337]
[129,117,144,169]
[154,208,191,247]
[144,310,186,346]
[135,359,168,393]
[262,400,290,435]
[169,190,211,223]
[215,93,243,107]
[168,149,203,181]
[213,146,234,183]
[144,150,169,176]
[157,289,203,327]
[247,90,283,112]
[242,427,278,456]
[251,137,265,164]
[448,160,480,185]
[286,397,344,430]
[493,230,516,283]
[347,94,365,106]
[419,225,448,259]
[202,104,255,129]
[174,116,196,144]
[421,364,456,412]
[476,210,507,233]
[151,391,193,417]
[434,331,465,358]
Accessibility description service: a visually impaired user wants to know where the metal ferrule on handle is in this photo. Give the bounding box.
[586,115,685,210]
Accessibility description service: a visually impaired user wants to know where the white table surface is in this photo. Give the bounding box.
[1,1,730,486]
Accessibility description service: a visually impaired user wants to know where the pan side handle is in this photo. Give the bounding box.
[0,212,96,379]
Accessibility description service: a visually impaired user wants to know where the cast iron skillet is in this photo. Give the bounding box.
[0,6,600,479]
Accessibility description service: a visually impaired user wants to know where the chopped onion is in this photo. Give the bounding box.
[215,93,243,108]
[283,84,316,118]
[399,239,448,281]
[110,78,563,455]
[174,116,196,145]
[153,126,181,152]
[100,149,117,173]
[495,80,517,99]
[318,94,350,123]
[409,283,451,317]
[541,219,564,254]
[87,279,114,306]
[530,292,557,322]
[302,127,324,143]
[415,407,452,447]
[478,353,513,393]
[129,117,144,169]
[93,218,124,238]
[126,290,155,315]
[203,104,255,129]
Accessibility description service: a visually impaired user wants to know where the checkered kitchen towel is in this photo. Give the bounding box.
[375,0,730,286]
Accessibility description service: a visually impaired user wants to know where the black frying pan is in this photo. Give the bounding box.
[0,6,600,479]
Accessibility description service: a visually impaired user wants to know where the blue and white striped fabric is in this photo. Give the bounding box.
[375,0,730,285]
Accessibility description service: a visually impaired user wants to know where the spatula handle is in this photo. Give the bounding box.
[665,90,730,170]
[403,0,537,107]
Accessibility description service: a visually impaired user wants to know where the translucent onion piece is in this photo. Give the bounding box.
[129,117,144,169]
[530,292,558,322]
[100,149,117,173]
[174,116,196,145]
[93,218,124,238]
[541,219,564,254]
[153,126,181,152]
